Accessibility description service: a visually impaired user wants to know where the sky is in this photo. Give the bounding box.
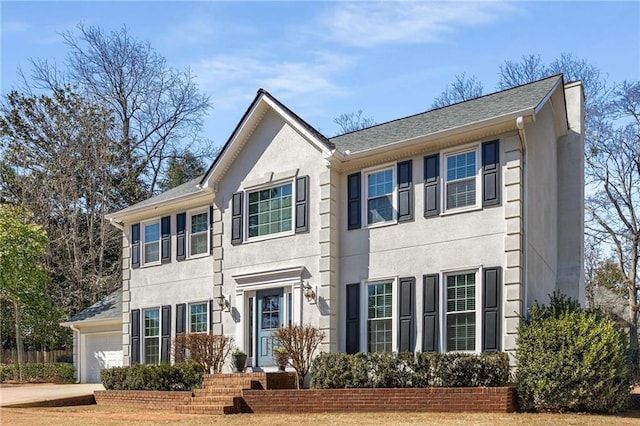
[1,1,639,148]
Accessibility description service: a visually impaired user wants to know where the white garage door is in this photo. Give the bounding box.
[85,333,123,383]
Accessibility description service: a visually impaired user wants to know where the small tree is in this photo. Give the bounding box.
[173,333,232,373]
[274,324,325,388]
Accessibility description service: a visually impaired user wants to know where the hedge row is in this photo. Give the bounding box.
[310,352,510,389]
[100,362,204,391]
[0,363,75,383]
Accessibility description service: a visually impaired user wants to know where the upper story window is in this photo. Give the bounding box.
[247,183,293,238]
[445,272,477,352]
[367,281,393,353]
[189,211,209,257]
[143,221,160,265]
[143,308,160,364]
[444,149,479,211]
[189,302,208,333]
[366,168,395,225]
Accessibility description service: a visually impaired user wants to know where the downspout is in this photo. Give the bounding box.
[69,324,81,383]
[109,218,125,231]
[516,116,529,313]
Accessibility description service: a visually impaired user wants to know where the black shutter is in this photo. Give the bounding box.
[482,140,500,206]
[176,213,186,261]
[231,192,243,244]
[397,160,413,222]
[422,274,439,353]
[131,223,140,269]
[161,305,171,363]
[208,299,213,331]
[131,309,140,364]
[209,205,214,255]
[161,216,171,263]
[398,277,415,353]
[482,267,502,352]
[295,175,309,233]
[345,283,360,354]
[347,172,361,230]
[175,303,186,334]
[423,154,440,217]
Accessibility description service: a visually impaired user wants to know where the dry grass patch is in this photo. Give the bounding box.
[2,406,640,426]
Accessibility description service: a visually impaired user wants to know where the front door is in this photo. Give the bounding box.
[256,288,283,366]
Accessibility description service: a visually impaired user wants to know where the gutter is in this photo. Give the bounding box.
[105,188,214,222]
[69,324,81,384]
[109,218,124,231]
[516,116,529,315]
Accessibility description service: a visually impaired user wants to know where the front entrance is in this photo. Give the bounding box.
[256,288,284,366]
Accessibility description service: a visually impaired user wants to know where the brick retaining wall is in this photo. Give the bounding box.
[94,390,192,410]
[241,387,516,413]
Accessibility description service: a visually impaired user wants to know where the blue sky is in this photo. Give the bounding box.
[1,1,639,147]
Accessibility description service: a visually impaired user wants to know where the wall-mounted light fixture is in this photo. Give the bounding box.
[303,282,316,303]
[216,295,230,312]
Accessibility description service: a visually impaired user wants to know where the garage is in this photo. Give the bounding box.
[61,290,123,383]
[84,332,123,383]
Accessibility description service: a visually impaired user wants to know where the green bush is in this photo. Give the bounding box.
[100,362,204,391]
[0,363,75,383]
[516,293,632,413]
[310,351,509,389]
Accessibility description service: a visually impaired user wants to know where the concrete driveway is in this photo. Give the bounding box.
[0,383,104,407]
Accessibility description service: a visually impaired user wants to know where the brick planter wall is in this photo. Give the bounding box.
[241,387,516,413]
[94,390,193,410]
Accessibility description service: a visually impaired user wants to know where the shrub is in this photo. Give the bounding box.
[173,333,232,373]
[274,324,326,388]
[100,362,204,391]
[516,293,632,413]
[310,352,509,389]
[0,363,75,383]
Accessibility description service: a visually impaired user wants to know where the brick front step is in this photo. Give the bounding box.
[175,404,238,415]
[193,388,244,397]
[183,396,239,405]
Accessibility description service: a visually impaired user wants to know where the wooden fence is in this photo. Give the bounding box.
[1,349,72,364]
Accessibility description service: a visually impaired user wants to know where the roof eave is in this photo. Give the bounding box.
[60,317,122,328]
[341,108,536,161]
[105,188,213,222]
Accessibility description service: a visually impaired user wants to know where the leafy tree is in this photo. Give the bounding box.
[157,150,205,192]
[26,24,212,202]
[333,110,376,135]
[430,73,484,108]
[0,205,48,380]
[0,88,121,317]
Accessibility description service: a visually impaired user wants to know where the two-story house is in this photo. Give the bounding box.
[64,74,584,383]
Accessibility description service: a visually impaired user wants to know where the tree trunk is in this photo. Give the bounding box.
[14,301,24,382]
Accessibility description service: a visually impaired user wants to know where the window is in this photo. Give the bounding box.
[189,211,209,256]
[367,282,393,352]
[446,272,476,351]
[445,149,478,210]
[247,183,293,238]
[366,168,394,225]
[143,308,160,364]
[143,221,160,264]
[189,302,208,333]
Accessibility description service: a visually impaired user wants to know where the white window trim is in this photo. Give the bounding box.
[441,143,481,214]
[188,301,209,334]
[440,267,482,354]
[244,178,296,243]
[142,307,161,365]
[360,276,398,353]
[187,208,210,259]
[141,218,161,267]
[362,162,398,228]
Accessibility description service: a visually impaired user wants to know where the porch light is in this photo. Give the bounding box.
[216,295,230,312]
[303,282,316,303]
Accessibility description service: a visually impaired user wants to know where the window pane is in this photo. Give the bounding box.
[368,196,394,224]
[447,151,476,181]
[247,183,293,237]
[367,282,392,353]
[447,312,476,351]
[144,242,159,264]
[366,169,393,224]
[191,212,208,233]
[190,233,208,256]
[446,179,476,209]
[367,169,393,198]
[190,303,208,333]
[446,273,476,351]
[144,337,159,364]
[144,223,160,242]
[368,318,392,353]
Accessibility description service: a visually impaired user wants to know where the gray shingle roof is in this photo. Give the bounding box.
[330,75,562,154]
[65,290,122,324]
[112,176,204,216]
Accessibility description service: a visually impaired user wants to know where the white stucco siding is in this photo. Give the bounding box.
[215,109,328,358]
[524,102,560,306]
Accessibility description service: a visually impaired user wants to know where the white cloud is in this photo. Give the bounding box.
[1,20,31,36]
[318,1,517,47]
